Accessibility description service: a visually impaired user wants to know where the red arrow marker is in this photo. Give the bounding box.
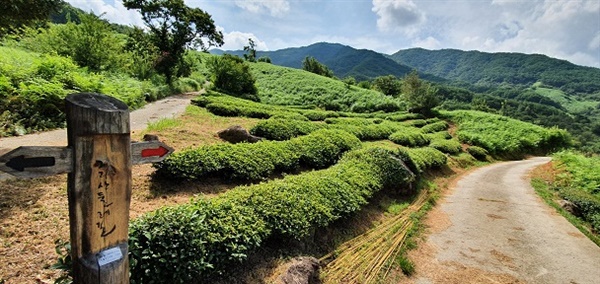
[141,146,170,158]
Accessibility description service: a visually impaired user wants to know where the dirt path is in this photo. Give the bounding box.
[0,93,196,179]
[409,157,600,284]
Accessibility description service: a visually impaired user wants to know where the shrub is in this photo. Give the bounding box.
[250,119,322,141]
[421,121,449,133]
[467,146,488,160]
[429,139,462,154]
[269,112,309,121]
[154,129,360,182]
[376,112,422,122]
[559,188,600,232]
[425,131,452,141]
[404,119,427,127]
[447,110,571,155]
[389,129,430,147]
[207,54,257,97]
[130,147,415,282]
[205,103,271,119]
[129,199,269,283]
[301,110,340,121]
[404,147,448,173]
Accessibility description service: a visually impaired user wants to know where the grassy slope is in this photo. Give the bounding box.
[250,62,403,112]
[0,46,202,136]
[532,83,599,114]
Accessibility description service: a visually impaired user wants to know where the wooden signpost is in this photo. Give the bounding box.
[0,93,173,284]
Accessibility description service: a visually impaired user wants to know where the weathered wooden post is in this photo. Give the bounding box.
[0,92,173,283]
[66,93,132,283]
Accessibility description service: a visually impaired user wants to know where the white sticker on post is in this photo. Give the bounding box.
[97,247,123,266]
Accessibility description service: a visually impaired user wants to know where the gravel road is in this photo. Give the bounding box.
[412,157,600,284]
[0,93,195,178]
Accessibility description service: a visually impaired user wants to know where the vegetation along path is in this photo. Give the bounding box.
[410,157,600,284]
[0,93,195,179]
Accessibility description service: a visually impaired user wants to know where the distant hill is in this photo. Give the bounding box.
[389,48,600,95]
[212,42,441,82]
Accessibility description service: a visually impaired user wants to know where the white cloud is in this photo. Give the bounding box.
[219,28,269,51]
[412,36,441,50]
[372,0,425,34]
[235,0,290,17]
[65,0,144,27]
[417,0,600,67]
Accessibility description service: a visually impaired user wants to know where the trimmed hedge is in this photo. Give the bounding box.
[389,129,431,147]
[154,129,360,182]
[560,188,600,232]
[446,110,571,155]
[421,121,449,133]
[129,147,415,283]
[250,118,322,140]
[404,147,448,173]
[375,112,422,122]
[300,110,341,121]
[250,116,413,142]
[467,146,488,160]
[429,139,462,154]
[404,119,428,127]
[425,131,452,141]
[205,103,271,119]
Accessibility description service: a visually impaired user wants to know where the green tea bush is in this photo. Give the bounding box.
[301,110,340,121]
[251,63,404,113]
[554,151,600,195]
[250,119,322,140]
[425,131,452,141]
[447,110,571,155]
[130,147,414,282]
[154,129,360,182]
[249,116,411,142]
[404,119,427,127]
[559,188,600,232]
[269,113,309,121]
[389,129,431,147]
[467,146,488,160]
[129,199,269,283]
[205,103,271,119]
[375,112,422,122]
[327,122,400,141]
[429,139,462,154]
[404,147,448,173]
[420,121,449,133]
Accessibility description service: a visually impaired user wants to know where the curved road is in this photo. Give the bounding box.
[412,157,600,284]
[0,93,195,179]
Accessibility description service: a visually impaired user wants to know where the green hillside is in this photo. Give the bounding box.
[250,62,403,112]
[213,42,441,82]
[389,48,600,95]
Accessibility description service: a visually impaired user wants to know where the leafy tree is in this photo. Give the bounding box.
[343,77,357,87]
[125,27,160,79]
[373,75,401,96]
[0,0,61,36]
[207,54,258,99]
[257,56,271,63]
[243,38,257,62]
[402,71,439,116]
[123,0,223,84]
[357,80,372,90]
[302,56,334,78]
[18,13,127,72]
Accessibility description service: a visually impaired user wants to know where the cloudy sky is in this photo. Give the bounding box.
[66,0,600,67]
